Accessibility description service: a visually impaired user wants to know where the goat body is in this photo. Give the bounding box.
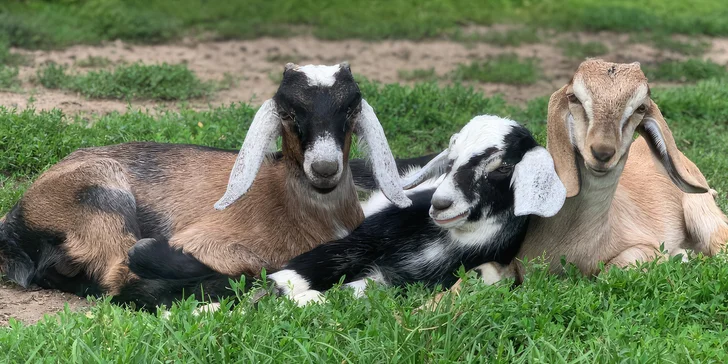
[0,63,411,300]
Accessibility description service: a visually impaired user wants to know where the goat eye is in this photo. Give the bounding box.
[281,111,294,122]
[566,93,580,104]
[496,165,514,174]
[635,104,647,114]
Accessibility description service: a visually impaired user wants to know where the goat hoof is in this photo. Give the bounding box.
[291,290,325,306]
[128,238,157,258]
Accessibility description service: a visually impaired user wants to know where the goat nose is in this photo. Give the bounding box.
[590,144,616,162]
[311,160,339,177]
[431,196,453,210]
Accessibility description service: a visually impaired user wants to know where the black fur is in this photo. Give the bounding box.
[283,189,527,290]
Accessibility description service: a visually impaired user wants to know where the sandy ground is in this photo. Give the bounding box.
[2,28,725,117]
[1,28,727,326]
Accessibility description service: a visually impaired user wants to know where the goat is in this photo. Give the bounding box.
[436,60,728,299]
[266,115,566,305]
[0,63,412,301]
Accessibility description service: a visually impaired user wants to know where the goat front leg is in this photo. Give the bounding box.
[168,228,272,278]
[421,261,516,311]
[604,244,662,270]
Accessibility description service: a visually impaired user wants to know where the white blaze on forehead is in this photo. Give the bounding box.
[620,83,650,130]
[297,64,341,87]
[571,76,594,121]
[448,115,517,167]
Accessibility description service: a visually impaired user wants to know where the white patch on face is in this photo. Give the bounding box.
[449,215,503,247]
[619,84,649,132]
[571,77,594,121]
[269,269,310,296]
[427,114,517,228]
[303,133,344,183]
[297,64,341,87]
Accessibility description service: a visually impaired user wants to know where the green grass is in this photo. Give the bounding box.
[645,59,728,82]
[632,33,711,56]
[452,54,541,85]
[2,0,728,49]
[454,27,541,47]
[36,62,213,101]
[1,77,728,360]
[75,55,113,68]
[559,40,609,59]
[0,64,20,90]
[398,68,438,82]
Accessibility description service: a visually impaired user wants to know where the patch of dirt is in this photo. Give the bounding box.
[4,29,723,116]
[0,282,90,326]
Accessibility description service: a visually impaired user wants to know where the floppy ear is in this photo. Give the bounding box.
[215,99,282,210]
[637,101,709,194]
[355,99,412,208]
[400,149,449,190]
[511,147,566,217]
[547,85,581,198]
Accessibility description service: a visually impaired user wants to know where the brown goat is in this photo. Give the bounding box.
[0,63,411,300]
[427,60,728,306]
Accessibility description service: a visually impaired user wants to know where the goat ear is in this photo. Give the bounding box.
[400,149,449,190]
[214,99,282,210]
[355,99,412,208]
[637,101,709,194]
[547,85,581,198]
[511,147,566,217]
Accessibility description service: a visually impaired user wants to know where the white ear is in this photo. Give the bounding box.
[511,147,566,217]
[400,149,449,189]
[215,99,281,210]
[355,99,412,208]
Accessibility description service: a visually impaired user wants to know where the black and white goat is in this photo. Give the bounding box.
[0,63,412,305]
[268,115,567,305]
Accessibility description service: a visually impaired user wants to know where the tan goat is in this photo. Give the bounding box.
[434,59,728,300]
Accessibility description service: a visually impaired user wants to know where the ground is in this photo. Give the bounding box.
[1,1,728,360]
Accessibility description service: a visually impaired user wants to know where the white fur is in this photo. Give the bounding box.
[298,64,340,87]
[215,99,281,210]
[511,147,566,217]
[572,77,594,121]
[303,133,344,182]
[620,84,649,131]
[269,269,310,296]
[355,99,412,208]
[344,280,369,297]
[449,215,502,247]
[291,290,326,306]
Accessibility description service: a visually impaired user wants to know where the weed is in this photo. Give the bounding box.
[644,59,728,82]
[0,65,20,90]
[398,68,437,82]
[454,27,541,47]
[75,56,113,68]
[37,62,213,100]
[559,40,609,59]
[452,54,541,85]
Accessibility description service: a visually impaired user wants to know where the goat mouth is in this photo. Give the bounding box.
[432,211,469,227]
[586,166,609,176]
[312,184,337,194]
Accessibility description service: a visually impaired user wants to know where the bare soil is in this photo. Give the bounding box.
[1,28,726,325]
[3,29,725,117]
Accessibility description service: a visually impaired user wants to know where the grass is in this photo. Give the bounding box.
[2,0,728,49]
[398,68,438,82]
[454,27,541,47]
[645,59,728,82]
[632,33,712,56]
[559,40,609,59]
[75,55,113,68]
[36,62,213,101]
[0,64,20,90]
[452,54,541,85]
[1,76,727,360]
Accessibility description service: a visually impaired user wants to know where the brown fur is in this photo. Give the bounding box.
[15,140,364,294]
